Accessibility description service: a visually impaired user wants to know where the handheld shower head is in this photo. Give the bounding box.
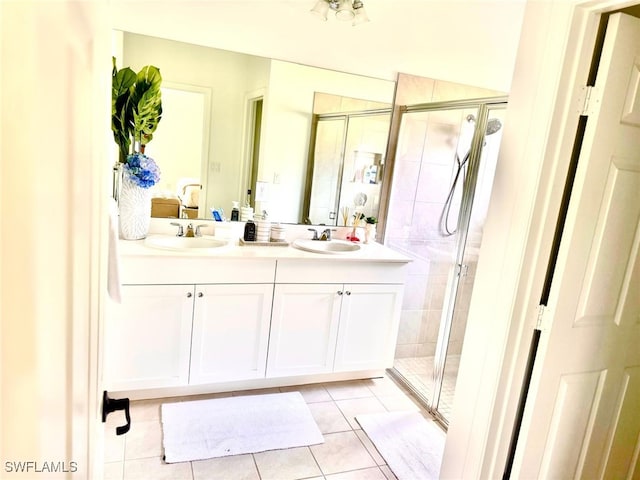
[466,114,503,136]
[485,118,502,135]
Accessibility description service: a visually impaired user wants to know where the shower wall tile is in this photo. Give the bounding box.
[410,202,444,239]
[394,342,417,359]
[385,209,413,236]
[447,340,463,356]
[423,124,461,166]
[395,74,436,105]
[405,254,430,275]
[431,81,504,103]
[397,310,422,344]
[428,282,447,311]
[416,342,437,357]
[389,160,421,202]
[419,309,443,344]
[416,164,455,203]
[396,120,428,160]
[400,273,429,310]
[451,312,469,345]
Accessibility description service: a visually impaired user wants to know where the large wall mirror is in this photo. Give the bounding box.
[115,31,395,225]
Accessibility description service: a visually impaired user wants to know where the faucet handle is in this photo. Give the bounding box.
[194,224,209,236]
[307,228,319,240]
[321,228,337,241]
[170,222,184,237]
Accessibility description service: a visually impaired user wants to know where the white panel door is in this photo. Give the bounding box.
[334,284,404,372]
[516,13,640,479]
[190,283,273,383]
[267,284,342,377]
[106,285,195,390]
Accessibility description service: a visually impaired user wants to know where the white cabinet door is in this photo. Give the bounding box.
[190,283,274,383]
[105,284,194,390]
[267,283,342,377]
[334,284,404,372]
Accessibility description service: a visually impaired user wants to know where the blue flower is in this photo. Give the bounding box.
[124,152,161,188]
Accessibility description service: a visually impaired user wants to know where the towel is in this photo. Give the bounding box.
[108,198,122,303]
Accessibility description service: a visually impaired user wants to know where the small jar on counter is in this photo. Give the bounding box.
[270,223,286,242]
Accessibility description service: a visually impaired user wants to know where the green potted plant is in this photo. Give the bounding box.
[111,57,163,239]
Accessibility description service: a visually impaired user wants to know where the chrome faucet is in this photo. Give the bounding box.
[320,228,335,241]
[170,222,185,237]
[194,224,208,236]
[308,228,335,241]
[170,222,208,237]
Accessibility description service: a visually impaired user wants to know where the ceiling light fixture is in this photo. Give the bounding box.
[310,0,370,26]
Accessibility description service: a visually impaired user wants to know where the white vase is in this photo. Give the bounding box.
[364,223,377,244]
[119,172,152,240]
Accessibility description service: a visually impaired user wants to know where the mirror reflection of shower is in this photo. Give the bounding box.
[439,114,503,236]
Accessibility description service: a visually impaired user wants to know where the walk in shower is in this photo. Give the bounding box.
[384,97,507,426]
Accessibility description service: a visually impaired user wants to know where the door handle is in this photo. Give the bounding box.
[102,391,131,435]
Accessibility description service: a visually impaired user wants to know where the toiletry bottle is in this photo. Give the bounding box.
[231,201,239,221]
[243,219,256,242]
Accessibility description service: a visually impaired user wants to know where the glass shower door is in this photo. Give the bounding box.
[432,106,506,420]
[387,99,506,425]
[388,105,479,406]
[306,117,346,225]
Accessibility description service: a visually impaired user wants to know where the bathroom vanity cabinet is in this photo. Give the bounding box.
[106,284,194,390]
[106,282,274,391]
[267,260,405,378]
[105,242,410,396]
[189,283,273,384]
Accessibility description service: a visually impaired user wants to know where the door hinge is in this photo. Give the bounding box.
[578,85,600,116]
[535,304,546,331]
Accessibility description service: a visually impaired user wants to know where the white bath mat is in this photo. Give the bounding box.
[161,392,324,463]
[356,411,445,480]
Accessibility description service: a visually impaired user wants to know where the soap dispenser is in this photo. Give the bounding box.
[240,189,254,222]
[230,201,239,221]
[243,219,256,242]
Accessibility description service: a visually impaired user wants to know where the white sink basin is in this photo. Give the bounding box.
[292,239,361,254]
[144,235,228,251]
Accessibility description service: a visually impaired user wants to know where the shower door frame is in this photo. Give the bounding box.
[303,108,392,225]
[387,96,508,427]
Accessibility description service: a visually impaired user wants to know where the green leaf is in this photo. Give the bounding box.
[111,59,163,158]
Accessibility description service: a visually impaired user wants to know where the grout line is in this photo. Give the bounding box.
[306,443,325,479]
[251,453,263,480]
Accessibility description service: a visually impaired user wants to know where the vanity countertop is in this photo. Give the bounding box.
[117,236,411,264]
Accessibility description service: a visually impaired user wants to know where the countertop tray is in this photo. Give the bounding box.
[239,238,290,247]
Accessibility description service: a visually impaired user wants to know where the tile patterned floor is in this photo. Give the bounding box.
[103,376,440,480]
[392,355,460,418]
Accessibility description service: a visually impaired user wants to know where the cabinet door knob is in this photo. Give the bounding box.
[186,292,193,298]
[337,290,343,295]
[198,292,204,298]
[345,291,351,295]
